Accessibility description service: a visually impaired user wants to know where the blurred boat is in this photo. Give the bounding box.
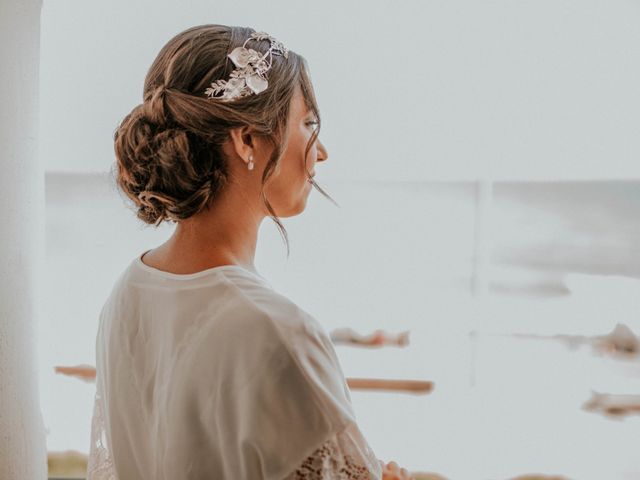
[583,391,640,419]
[331,328,410,348]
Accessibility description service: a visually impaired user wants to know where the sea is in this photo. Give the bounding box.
[43,172,640,479]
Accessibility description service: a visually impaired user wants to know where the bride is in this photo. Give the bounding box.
[87,23,413,480]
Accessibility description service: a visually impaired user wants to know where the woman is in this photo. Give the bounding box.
[87,24,413,480]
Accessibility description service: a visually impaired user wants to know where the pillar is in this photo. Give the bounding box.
[0,0,48,478]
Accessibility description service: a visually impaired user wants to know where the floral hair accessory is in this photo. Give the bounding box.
[204,31,289,102]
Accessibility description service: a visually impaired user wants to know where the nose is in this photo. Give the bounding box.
[316,140,328,163]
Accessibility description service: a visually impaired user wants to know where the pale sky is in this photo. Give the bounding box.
[40,0,640,180]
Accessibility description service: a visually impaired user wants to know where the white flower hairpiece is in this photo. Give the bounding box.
[204,31,289,102]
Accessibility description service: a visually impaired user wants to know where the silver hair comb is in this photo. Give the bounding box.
[204,31,289,102]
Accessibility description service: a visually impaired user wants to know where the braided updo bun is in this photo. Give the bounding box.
[115,85,226,225]
[113,24,322,233]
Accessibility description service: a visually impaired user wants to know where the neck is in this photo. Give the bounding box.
[159,186,265,274]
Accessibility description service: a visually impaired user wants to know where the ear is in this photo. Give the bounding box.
[228,126,255,165]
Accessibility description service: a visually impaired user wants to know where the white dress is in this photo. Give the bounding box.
[87,250,383,480]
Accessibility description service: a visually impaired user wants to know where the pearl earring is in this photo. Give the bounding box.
[247,154,254,171]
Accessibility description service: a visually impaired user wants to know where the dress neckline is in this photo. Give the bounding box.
[134,249,268,283]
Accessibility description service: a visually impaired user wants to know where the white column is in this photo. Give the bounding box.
[469,178,493,387]
[471,178,493,297]
[0,1,48,479]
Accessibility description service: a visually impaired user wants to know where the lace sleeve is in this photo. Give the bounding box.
[86,389,117,480]
[283,422,382,480]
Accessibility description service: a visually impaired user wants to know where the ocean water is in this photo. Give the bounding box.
[43,173,640,479]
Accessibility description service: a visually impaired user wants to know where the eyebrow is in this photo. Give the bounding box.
[302,100,315,116]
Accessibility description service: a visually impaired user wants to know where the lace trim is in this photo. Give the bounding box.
[283,422,382,480]
[86,388,380,480]
[86,389,117,480]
